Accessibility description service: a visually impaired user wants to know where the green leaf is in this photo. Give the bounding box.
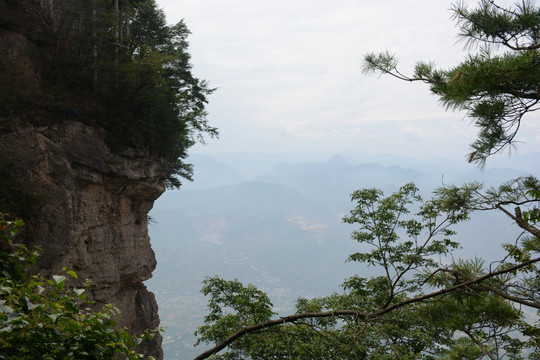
[74,288,85,296]
[47,313,61,324]
[52,275,66,284]
[64,269,78,279]
[0,303,14,315]
[7,312,22,322]
[25,296,40,310]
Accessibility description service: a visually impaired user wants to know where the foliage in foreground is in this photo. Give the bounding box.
[0,215,156,360]
[363,0,540,165]
[194,180,540,360]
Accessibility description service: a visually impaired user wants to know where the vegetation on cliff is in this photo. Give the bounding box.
[193,1,540,359]
[3,0,217,188]
[0,214,158,359]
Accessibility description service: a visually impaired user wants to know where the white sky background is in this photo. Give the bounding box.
[155,0,539,159]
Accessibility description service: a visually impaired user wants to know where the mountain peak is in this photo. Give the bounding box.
[326,155,349,166]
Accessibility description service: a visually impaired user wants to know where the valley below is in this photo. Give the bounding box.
[146,151,539,359]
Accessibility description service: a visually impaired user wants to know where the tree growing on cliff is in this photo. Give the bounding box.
[192,1,540,359]
[24,0,217,188]
[102,0,217,187]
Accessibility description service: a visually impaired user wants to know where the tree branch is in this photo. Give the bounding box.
[193,256,540,360]
[193,311,366,360]
[514,206,540,239]
[477,278,540,310]
[462,328,497,360]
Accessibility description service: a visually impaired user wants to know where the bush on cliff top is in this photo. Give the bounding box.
[8,0,217,188]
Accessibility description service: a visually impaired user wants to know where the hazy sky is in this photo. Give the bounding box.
[155,0,539,160]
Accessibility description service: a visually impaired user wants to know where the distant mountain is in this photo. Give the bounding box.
[450,166,540,187]
[147,151,540,360]
[204,152,334,180]
[486,152,540,172]
[181,151,540,193]
[181,154,246,190]
[255,156,424,213]
[337,151,540,175]
[155,180,336,223]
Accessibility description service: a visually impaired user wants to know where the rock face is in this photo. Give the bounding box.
[2,122,167,358]
[0,1,168,358]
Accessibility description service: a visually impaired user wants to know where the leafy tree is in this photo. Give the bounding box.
[193,1,540,359]
[19,0,217,188]
[103,1,217,186]
[0,214,158,359]
[363,0,540,165]
[194,182,539,359]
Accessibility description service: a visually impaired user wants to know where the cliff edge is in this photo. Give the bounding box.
[1,121,167,358]
[0,1,183,358]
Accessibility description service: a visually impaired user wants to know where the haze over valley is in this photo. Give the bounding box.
[146,151,540,359]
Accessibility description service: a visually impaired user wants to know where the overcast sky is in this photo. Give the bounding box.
[155,0,539,160]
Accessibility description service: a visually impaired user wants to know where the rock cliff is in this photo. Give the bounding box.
[0,1,169,358]
[1,122,168,358]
